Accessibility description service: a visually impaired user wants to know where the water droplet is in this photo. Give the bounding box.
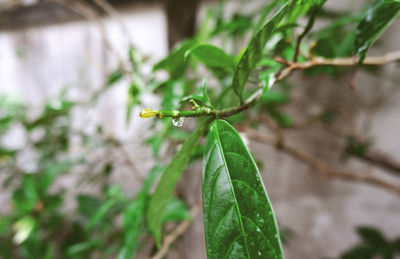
[172,117,184,127]
[256,227,261,232]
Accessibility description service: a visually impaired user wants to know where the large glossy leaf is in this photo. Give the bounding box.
[202,120,283,259]
[232,0,298,101]
[147,118,212,247]
[355,0,400,63]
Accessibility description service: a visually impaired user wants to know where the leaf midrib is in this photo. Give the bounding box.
[214,125,251,259]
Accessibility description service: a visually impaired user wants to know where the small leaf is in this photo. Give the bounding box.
[355,0,400,63]
[181,79,214,108]
[260,91,289,105]
[147,118,213,247]
[87,200,115,230]
[357,226,388,246]
[162,198,191,223]
[154,40,194,78]
[77,195,102,219]
[340,245,377,259]
[392,237,400,252]
[118,166,163,259]
[202,120,283,258]
[118,200,143,259]
[107,69,124,87]
[232,0,298,101]
[12,216,35,244]
[126,82,141,124]
[186,44,235,71]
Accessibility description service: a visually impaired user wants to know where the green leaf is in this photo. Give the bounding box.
[357,226,388,246]
[87,200,115,230]
[162,198,191,223]
[181,79,214,108]
[154,40,194,79]
[392,237,400,252]
[118,200,143,259]
[118,165,163,259]
[77,195,102,219]
[232,0,298,101]
[202,120,283,259]
[67,240,100,256]
[186,44,235,71]
[147,118,212,247]
[12,216,35,244]
[355,0,400,63]
[126,82,141,124]
[107,69,124,87]
[341,245,377,259]
[260,91,289,105]
[12,175,39,213]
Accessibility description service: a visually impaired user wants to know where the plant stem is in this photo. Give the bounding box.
[141,50,400,120]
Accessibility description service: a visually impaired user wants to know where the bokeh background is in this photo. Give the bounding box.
[1,0,400,258]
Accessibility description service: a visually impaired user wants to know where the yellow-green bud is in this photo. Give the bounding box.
[139,108,158,118]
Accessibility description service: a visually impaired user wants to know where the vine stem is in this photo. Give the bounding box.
[140,50,400,119]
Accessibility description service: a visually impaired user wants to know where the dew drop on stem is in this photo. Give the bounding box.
[172,117,184,127]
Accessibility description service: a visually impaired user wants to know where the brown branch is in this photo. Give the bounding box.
[275,50,400,81]
[152,200,202,259]
[243,128,400,196]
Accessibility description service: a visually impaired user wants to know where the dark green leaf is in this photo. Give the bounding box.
[77,195,102,220]
[186,44,235,71]
[147,118,212,247]
[107,69,124,87]
[355,0,400,63]
[392,237,400,252]
[340,245,376,259]
[202,120,283,259]
[357,226,387,247]
[232,0,298,101]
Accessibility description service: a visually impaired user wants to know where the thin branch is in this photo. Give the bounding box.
[276,50,400,81]
[151,200,202,259]
[293,5,320,62]
[243,128,400,196]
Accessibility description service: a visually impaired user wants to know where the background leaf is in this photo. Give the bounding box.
[232,0,298,101]
[107,69,124,87]
[355,0,400,63]
[202,120,283,259]
[186,44,235,71]
[147,118,212,247]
